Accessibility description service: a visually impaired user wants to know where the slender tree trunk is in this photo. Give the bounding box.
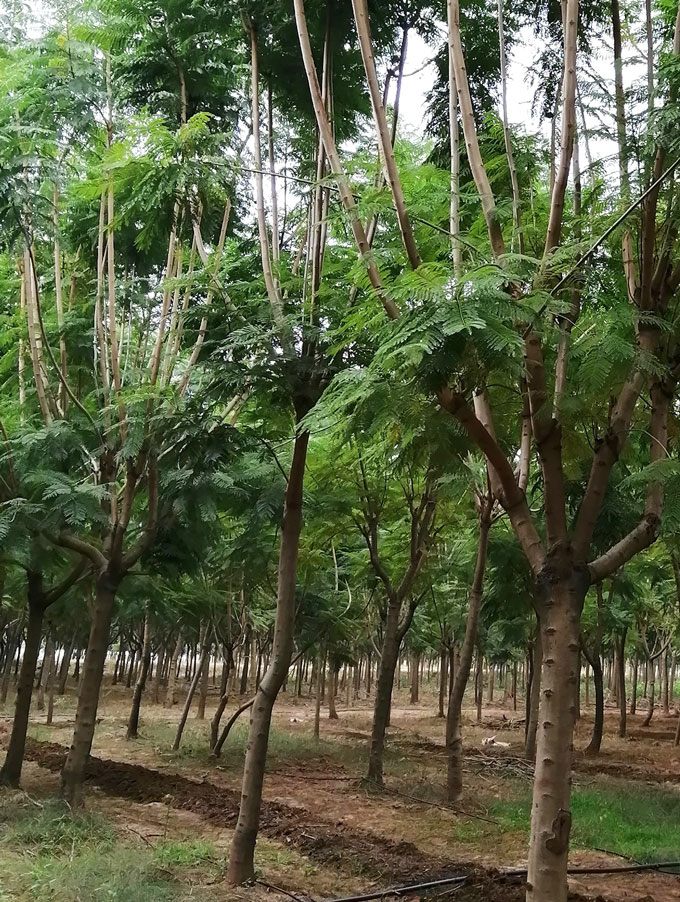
[61,573,119,806]
[526,569,587,902]
[227,428,309,885]
[410,652,420,704]
[475,652,483,722]
[0,627,20,704]
[210,659,232,753]
[584,649,604,755]
[173,629,209,751]
[662,647,670,715]
[328,658,339,720]
[126,603,152,740]
[366,600,402,786]
[446,512,490,801]
[438,646,448,718]
[0,589,44,786]
[314,648,324,739]
[618,628,628,737]
[57,636,74,695]
[525,623,542,760]
[197,641,211,720]
[630,656,638,714]
[643,656,656,726]
[164,631,183,708]
[45,640,56,726]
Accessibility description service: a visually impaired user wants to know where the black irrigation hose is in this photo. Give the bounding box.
[326,860,680,902]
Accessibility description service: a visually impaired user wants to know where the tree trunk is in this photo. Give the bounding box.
[196,641,210,720]
[630,656,638,714]
[446,512,490,801]
[584,649,604,755]
[0,627,20,704]
[45,639,56,726]
[210,659,232,753]
[526,567,586,902]
[475,652,483,722]
[240,624,252,695]
[643,656,656,726]
[617,628,628,737]
[662,647,670,715]
[126,603,152,740]
[314,648,324,738]
[57,636,74,695]
[525,624,542,760]
[227,428,309,885]
[366,599,402,786]
[0,589,44,786]
[328,659,339,720]
[37,635,54,712]
[164,631,183,708]
[410,652,420,704]
[61,573,119,806]
[152,646,165,704]
[438,647,448,718]
[173,628,209,751]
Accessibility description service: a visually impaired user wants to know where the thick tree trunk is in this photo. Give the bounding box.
[126,604,152,740]
[61,573,119,806]
[366,599,402,786]
[0,590,44,786]
[446,513,490,801]
[526,566,587,902]
[227,429,309,885]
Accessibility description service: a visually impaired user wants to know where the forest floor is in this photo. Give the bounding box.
[2,681,680,902]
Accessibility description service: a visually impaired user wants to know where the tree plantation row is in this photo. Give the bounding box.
[2,0,680,900]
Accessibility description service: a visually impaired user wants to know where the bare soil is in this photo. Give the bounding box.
[3,681,680,902]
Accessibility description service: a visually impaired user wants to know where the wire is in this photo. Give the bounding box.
[326,860,680,902]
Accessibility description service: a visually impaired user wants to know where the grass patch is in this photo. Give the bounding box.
[490,779,680,862]
[0,795,221,901]
[141,719,370,773]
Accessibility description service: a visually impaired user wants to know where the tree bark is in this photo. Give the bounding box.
[57,635,74,695]
[446,509,490,801]
[525,623,542,760]
[328,658,339,719]
[61,573,119,806]
[410,652,420,704]
[172,627,209,750]
[366,600,402,785]
[0,585,44,786]
[526,566,587,902]
[617,628,628,737]
[583,646,604,755]
[196,640,210,720]
[126,603,152,739]
[227,428,309,885]
[438,646,448,718]
[164,631,183,708]
[630,656,638,714]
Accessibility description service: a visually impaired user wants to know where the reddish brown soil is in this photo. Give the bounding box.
[20,738,589,902]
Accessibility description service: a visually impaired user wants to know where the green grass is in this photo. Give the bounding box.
[0,797,220,902]
[140,719,371,772]
[490,780,680,863]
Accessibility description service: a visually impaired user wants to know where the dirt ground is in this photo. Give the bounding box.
[2,680,680,902]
